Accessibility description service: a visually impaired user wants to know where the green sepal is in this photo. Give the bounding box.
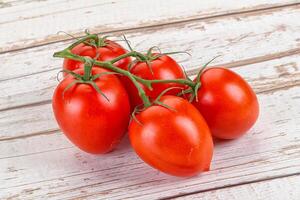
[62,80,80,99]
[87,81,110,102]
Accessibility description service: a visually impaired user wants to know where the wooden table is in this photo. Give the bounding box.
[1,1,300,199]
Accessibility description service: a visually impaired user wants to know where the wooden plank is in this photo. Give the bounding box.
[1,5,300,111]
[0,0,298,52]
[1,2,299,199]
[173,175,300,200]
[0,52,300,199]
[0,84,299,199]
[0,0,60,8]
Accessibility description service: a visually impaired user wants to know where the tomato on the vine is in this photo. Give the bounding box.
[52,67,130,154]
[126,54,186,108]
[192,67,259,139]
[63,39,131,74]
[129,95,213,177]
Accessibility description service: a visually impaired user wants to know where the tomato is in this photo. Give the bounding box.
[52,67,130,154]
[192,67,259,139]
[63,40,131,74]
[126,54,186,108]
[129,95,213,177]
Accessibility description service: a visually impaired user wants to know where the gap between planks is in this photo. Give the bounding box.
[187,48,300,76]
[164,173,300,199]
[0,2,299,55]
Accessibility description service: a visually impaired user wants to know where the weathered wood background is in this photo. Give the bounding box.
[0,0,300,199]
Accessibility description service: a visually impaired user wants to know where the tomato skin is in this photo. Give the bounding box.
[126,55,186,108]
[193,67,259,139]
[52,68,130,154]
[63,40,131,73]
[129,96,213,177]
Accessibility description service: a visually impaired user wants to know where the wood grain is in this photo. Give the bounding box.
[1,5,300,111]
[1,1,300,199]
[173,175,300,200]
[0,0,298,52]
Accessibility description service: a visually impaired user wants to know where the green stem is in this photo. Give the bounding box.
[66,34,99,50]
[109,51,147,64]
[53,34,197,108]
[54,49,152,107]
[82,59,93,81]
[124,71,152,107]
[146,79,195,88]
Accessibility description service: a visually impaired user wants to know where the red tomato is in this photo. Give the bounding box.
[63,40,131,73]
[192,67,259,139]
[126,55,186,108]
[129,95,213,177]
[52,67,130,154]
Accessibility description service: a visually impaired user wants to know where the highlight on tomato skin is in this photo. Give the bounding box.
[52,67,131,154]
[192,67,259,140]
[129,95,214,177]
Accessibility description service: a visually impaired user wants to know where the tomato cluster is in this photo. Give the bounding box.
[52,33,259,177]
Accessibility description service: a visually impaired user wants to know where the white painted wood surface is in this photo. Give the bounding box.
[174,175,300,200]
[0,0,299,199]
[0,0,299,52]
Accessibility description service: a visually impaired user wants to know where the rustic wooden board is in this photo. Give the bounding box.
[1,54,299,199]
[1,1,300,199]
[0,0,298,52]
[174,175,300,200]
[1,5,300,111]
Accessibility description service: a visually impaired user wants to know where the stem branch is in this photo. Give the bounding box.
[53,34,197,108]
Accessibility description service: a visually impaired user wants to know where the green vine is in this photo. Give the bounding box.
[53,33,210,108]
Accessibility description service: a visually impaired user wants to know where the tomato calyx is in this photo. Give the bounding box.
[131,87,181,126]
[58,30,108,48]
[61,57,119,101]
[152,87,182,111]
[83,30,109,48]
[178,55,222,102]
[144,46,191,62]
[127,46,191,75]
